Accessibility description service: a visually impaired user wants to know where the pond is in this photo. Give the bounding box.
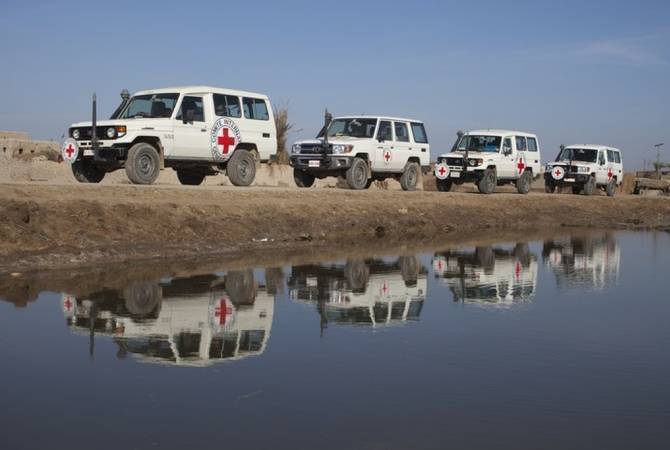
[1,231,669,449]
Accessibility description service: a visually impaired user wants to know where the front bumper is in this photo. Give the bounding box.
[289,154,352,171]
[544,172,590,184]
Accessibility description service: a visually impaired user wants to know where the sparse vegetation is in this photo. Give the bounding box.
[273,105,294,165]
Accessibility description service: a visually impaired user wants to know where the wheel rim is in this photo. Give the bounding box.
[239,157,252,180]
[138,154,155,177]
[354,165,366,186]
[407,168,417,187]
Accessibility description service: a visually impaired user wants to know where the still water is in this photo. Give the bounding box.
[1,232,669,449]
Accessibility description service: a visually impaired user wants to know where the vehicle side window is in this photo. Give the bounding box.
[503,138,513,153]
[598,151,606,165]
[607,150,614,163]
[378,121,393,141]
[527,137,538,152]
[213,94,241,118]
[410,123,428,143]
[242,97,269,120]
[394,122,410,142]
[515,136,527,151]
[176,96,205,122]
[614,151,621,163]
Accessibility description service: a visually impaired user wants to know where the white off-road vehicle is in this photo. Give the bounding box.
[544,145,623,196]
[61,86,276,186]
[433,130,542,194]
[290,113,430,190]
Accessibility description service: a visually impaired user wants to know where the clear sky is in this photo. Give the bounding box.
[1,0,668,168]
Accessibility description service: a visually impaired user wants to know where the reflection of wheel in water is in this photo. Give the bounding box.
[344,260,370,292]
[475,247,495,272]
[225,270,256,305]
[399,256,419,287]
[513,243,531,266]
[123,281,162,317]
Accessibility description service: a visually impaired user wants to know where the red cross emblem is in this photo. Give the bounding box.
[554,168,562,177]
[383,150,391,163]
[516,158,526,175]
[607,168,613,180]
[437,259,444,272]
[514,261,522,281]
[380,281,389,295]
[65,144,75,158]
[64,297,73,311]
[215,298,233,325]
[217,127,236,155]
[551,166,565,180]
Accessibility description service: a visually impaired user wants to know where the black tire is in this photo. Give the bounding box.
[345,157,369,190]
[225,270,256,305]
[606,179,616,197]
[176,170,205,186]
[582,175,596,195]
[344,260,370,292]
[71,159,106,183]
[293,168,315,188]
[477,168,497,194]
[125,143,160,185]
[227,149,256,186]
[516,170,532,194]
[436,178,453,192]
[545,180,556,194]
[572,185,582,195]
[400,162,420,191]
[123,282,162,317]
[399,256,419,287]
[364,179,374,189]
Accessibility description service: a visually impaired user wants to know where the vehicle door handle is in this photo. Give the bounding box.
[200,128,207,132]
[263,133,271,138]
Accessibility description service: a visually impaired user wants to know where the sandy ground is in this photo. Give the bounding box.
[1,172,669,275]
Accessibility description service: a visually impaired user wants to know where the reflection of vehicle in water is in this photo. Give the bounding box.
[432,244,538,308]
[542,234,620,290]
[287,256,426,332]
[62,270,274,366]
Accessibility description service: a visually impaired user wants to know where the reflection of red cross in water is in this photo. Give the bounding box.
[607,168,613,180]
[515,261,521,280]
[517,159,526,174]
[381,281,389,295]
[437,259,444,271]
[217,128,236,154]
[64,297,73,311]
[215,299,233,325]
[384,151,391,162]
[438,165,447,177]
[554,168,562,178]
[65,144,75,158]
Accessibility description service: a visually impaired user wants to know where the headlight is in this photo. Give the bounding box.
[331,144,354,154]
[106,127,116,139]
[468,158,483,167]
[72,129,80,140]
[545,164,552,172]
[577,166,589,173]
[291,143,301,154]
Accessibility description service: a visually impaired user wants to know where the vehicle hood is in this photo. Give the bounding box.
[69,118,166,130]
[548,161,591,168]
[438,151,495,159]
[296,136,366,146]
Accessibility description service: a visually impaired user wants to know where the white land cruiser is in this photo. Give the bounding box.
[289,114,431,190]
[61,86,276,186]
[544,145,623,196]
[433,130,542,194]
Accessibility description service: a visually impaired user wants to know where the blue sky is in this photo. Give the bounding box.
[1,0,668,168]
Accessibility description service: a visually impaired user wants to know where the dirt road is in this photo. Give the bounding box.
[1,182,669,274]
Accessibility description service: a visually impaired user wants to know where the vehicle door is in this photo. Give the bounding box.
[612,150,623,183]
[511,136,529,179]
[410,122,430,166]
[393,121,412,171]
[173,94,211,159]
[497,137,516,178]
[526,136,541,173]
[241,97,275,160]
[374,120,394,172]
[595,150,609,185]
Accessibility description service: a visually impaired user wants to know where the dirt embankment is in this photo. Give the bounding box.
[1,183,669,275]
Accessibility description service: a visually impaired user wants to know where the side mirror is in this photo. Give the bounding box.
[377,135,384,143]
[503,147,512,155]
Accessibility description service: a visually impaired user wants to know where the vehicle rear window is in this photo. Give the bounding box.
[614,151,621,163]
[527,137,538,152]
[516,136,527,151]
[410,123,428,143]
[394,122,410,142]
[243,97,269,120]
[214,94,241,118]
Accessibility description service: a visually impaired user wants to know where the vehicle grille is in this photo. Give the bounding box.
[445,157,464,166]
[71,127,107,140]
[299,143,330,154]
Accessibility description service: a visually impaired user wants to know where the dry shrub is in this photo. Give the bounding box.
[273,105,294,165]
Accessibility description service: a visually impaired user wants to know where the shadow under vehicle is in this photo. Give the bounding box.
[542,233,621,291]
[62,270,274,367]
[287,256,427,332]
[432,243,538,308]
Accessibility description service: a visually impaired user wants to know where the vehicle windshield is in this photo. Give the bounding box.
[558,148,598,163]
[120,93,179,119]
[323,118,378,138]
[457,135,501,153]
